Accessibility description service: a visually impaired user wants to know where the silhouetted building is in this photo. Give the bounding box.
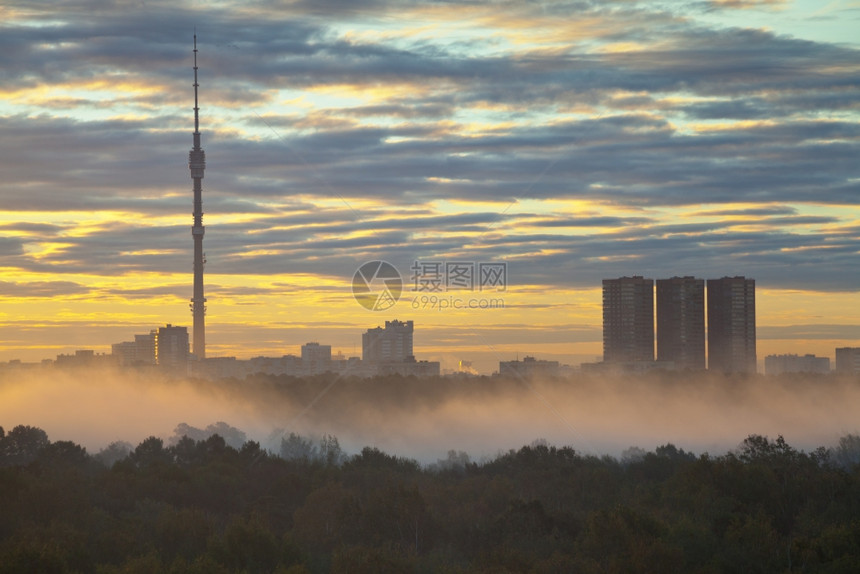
[195,356,246,379]
[54,349,100,367]
[581,359,675,374]
[301,342,331,362]
[134,332,156,364]
[301,342,332,374]
[156,324,189,371]
[603,276,654,363]
[358,320,439,376]
[499,356,560,379]
[835,347,860,373]
[111,331,156,365]
[363,320,414,364]
[111,342,136,364]
[378,360,441,377]
[765,354,830,375]
[656,277,705,369]
[707,276,756,373]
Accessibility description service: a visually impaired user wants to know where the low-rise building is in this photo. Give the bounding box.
[499,356,560,379]
[765,354,830,375]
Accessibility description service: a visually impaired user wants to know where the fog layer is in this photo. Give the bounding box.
[1,367,857,461]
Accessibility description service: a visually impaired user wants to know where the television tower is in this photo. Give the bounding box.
[189,34,207,359]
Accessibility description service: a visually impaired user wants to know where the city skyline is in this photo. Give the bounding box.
[1,0,858,373]
[601,274,756,373]
[13,291,854,376]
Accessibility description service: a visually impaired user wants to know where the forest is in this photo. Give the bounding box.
[1,420,860,573]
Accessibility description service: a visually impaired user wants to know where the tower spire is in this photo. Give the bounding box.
[193,33,199,133]
[189,33,207,359]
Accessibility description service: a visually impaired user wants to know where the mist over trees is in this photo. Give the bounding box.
[4,368,860,463]
[1,424,860,573]
[279,432,346,466]
[169,422,247,450]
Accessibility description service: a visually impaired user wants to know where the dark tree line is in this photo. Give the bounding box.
[1,423,860,573]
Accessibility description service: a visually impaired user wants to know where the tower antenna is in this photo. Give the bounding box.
[189,33,207,359]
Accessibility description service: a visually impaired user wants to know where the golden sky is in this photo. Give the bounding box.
[1,0,858,373]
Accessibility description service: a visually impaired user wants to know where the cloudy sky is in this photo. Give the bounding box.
[1,0,858,372]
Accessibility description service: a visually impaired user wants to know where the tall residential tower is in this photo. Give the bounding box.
[189,35,207,359]
[362,320,414,364]
[707,276,756,373]
[657,276,705,369]
[156,324,190,372]
[602,276,654,363]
